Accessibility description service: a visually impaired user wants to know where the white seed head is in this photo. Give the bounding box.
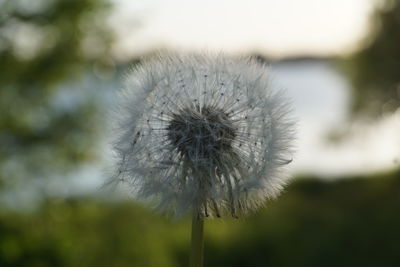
[111,53,296,218]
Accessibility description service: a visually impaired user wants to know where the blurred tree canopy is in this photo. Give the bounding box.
[349,0,400,116]
[0,0,112,206]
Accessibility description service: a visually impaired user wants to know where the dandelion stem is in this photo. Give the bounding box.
[189,211,204,267]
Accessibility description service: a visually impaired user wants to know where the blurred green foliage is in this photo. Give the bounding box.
[0,0,112,200]
[348,0,400,116]
[0,170,399,267]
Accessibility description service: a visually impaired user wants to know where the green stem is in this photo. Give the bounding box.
[189,212,204,267]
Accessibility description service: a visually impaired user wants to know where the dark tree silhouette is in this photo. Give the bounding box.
[349,0,400,116]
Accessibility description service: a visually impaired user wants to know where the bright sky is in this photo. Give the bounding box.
[110,0,375,59]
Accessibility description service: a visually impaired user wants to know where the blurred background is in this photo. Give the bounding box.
[0,0,399,266]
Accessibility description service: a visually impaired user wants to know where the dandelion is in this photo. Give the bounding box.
[111,53,295,267]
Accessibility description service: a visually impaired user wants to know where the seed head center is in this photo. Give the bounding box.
[167,106,236,162]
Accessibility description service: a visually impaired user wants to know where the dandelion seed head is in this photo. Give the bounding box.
[111,53,296,218]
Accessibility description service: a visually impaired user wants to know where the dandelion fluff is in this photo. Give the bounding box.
[111,53,295,218]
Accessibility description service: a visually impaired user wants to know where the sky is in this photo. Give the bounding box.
[110,0,376,59]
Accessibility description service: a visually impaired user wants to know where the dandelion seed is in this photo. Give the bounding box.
[111,53,296,218]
